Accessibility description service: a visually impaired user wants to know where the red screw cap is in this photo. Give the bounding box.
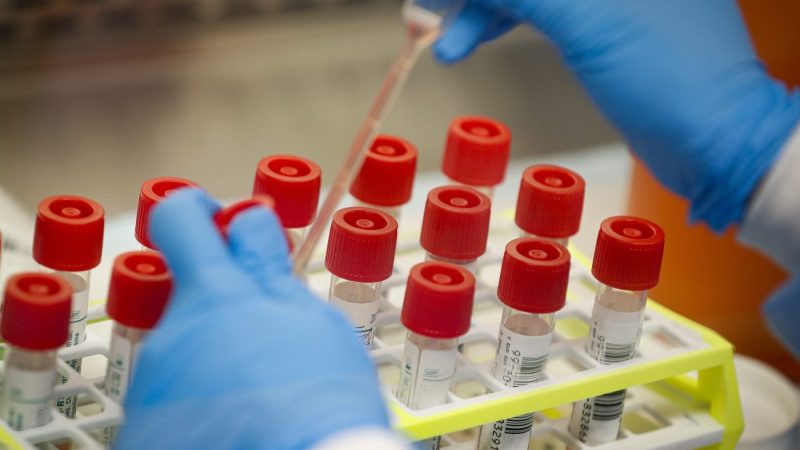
[420,186,491,261]
[325,207,398,283]
[349,135,418,207]
[253,155,321,229]
[34,195,105,271]
[136,177,199,250]
[401,262,475,339]
[515,165,586,239]
[2,273,71,350]
[498,238,571,314]
[213,197,293,251]
[214,196,275,239]
[442,116,511,187]
[592,216,666,291]
[106,252,172,330]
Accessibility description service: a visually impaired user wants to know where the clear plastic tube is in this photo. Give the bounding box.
[395,331,459,450]
[521,233,569,248]
[50,269,90,418]
[1,345,58,430]
[99,322,148,445]
[568,283,647,444]
[425,252,478,274]
[478,307,555,450]
[448,179,494,201]
[328,276,382,349]
[354,201,402,224]
[286,227,306,253]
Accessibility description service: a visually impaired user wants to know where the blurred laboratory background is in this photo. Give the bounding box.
[0,0,619,216]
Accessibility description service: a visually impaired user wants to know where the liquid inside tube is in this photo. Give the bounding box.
[1,346,57,431]
[478,310,555,450]
[328,277,382,349]
[569,285,647,444]
[395,331,459,450]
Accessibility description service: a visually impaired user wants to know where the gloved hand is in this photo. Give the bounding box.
[434,0,800,231]
[115,189,390,450]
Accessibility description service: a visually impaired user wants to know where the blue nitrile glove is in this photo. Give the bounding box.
[114,189,389,450]
[434,0,800,231]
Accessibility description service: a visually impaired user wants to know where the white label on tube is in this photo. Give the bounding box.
[478,326,552,450]
[329,297,379,348]
[56,282,89,418]
[395,341,456,410]
[105,333,139,404]
[1,367,55,430]
[67,287,90,348]
[586,303,641,364]
[99,333,140,446]
[568,390,626,444]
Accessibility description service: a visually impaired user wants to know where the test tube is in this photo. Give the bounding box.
[568,216,665,445]
[395,261,475,450]
[325,207,398,348]
[253,155,322,250]
[136,177,199,250]
[100,251,172,445]
[0,273,71,430]
[33,195,104,419]
[478,238,570,450]
[515,165,585,247]
[441,116,511,199]
[349,134,418,222]
[420,186,491,273]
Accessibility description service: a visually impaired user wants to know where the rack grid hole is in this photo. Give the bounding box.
[554,316,589,340]
[529,430,578,450]
[451,379,490,399]
[376,360,400,387]
[622,407,670,435]
[375,322,405,347]
[460,339,496,364]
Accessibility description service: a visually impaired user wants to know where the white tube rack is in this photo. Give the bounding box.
[0,211,742,449]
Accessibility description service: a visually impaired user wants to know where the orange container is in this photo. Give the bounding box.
[627,0,800,379]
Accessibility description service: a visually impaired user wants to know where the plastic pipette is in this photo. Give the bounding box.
[292,0,465,274]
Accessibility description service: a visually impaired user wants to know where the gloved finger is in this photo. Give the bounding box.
[434,2,499,64]
[226,206,293,291]
[150,188,237,287]
[483,16,518,42]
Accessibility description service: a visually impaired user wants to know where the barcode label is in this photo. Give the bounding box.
[568,391,627,444]
[592,390,626,421]
[478,324,552,449]
[586,302,642,364]
[601,342,636,363]
[513,354,547,387]
[492,324,552,388]
[504,413,534,434]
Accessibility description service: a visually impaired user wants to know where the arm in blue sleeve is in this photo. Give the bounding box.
[739,124,800,356]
